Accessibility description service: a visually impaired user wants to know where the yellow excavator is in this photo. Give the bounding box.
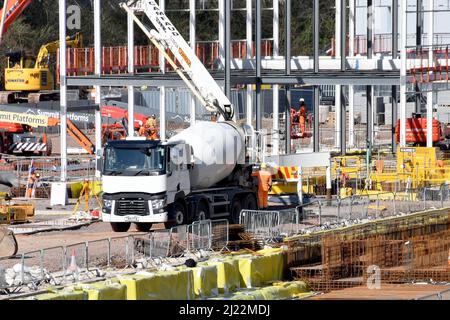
[0,32,83,104]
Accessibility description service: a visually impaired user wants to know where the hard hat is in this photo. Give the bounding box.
[300,98,305,102]
[260,163,267,169]
[35,173,40,178]
[151,114,156,118]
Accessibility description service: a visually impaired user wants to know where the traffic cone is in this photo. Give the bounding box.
[67,249,79,274]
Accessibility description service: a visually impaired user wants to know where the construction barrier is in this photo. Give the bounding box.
[201,258,241,294]
[118,270,196,300]
[191,265,219,298]
[237,249,285,288]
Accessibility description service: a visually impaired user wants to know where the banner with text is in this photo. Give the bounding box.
[0,111,49,128]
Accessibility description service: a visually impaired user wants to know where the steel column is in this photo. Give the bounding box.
[340,0,347,155]
[256,0,262,131]
[392,0,399,152]
[94,0,102,178]
[313,0,320,152]
[367,86,373,148]
[127,9,135,137]
[246,0,253,126]
[159,0,166,141]
[400,0,407,147]
[190,0,196,125]
[218,0,225,68]
[285,0,291,154]
[415,0,423,114]
[272,0,280,155]
[335,0,341,148]
[427,0,434,148]
[59,0,67,182]
[224,0,231,104]
[367,0,373,59]
[349,0,355,148]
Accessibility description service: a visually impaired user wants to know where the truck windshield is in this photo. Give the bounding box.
[104,146,166,176]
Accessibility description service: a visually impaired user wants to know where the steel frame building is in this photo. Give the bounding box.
[56,0,441,182]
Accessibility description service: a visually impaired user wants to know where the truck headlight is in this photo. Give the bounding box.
[151,198,166,210]
[103,199,113,213]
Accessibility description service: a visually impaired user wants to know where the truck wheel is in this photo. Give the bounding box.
[165,202,186,229]
[110,222,131,232]
[135,223,153,232]
[194,201,209,222]
[243,194,258,210]
[229,198,242,225]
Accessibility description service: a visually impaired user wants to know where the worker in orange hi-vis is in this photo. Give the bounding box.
[146,114,160,140]
[252,163,273,209]
[299,98,307,137]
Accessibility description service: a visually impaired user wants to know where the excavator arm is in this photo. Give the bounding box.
[35,32,83,68]
[121,0,234,121]
[0,0,33,37]
[48,117,95,155]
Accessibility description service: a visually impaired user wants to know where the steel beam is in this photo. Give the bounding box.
[349,0,355,148]
[340,0,347,155]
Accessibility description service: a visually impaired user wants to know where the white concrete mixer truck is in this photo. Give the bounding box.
[101,1,260,232]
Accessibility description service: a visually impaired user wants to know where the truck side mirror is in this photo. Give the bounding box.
[96,157,103,172]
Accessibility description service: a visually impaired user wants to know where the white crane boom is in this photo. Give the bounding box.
[121,0,234,121]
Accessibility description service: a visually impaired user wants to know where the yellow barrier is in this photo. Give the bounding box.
[201,258,241,294]
[192,265,219,298]
[237,250,284,288]
[69,280,127,300]
[26,289,87,300]
[118,270,195,300]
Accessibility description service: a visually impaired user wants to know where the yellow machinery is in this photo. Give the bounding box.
[369,147,450,190]
[1,33,83,103]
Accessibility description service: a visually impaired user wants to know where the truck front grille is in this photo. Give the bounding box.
[115,198,148,216]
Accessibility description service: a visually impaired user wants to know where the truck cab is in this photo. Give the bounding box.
[101,138,191,232]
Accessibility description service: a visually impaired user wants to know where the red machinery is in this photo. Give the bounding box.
[395,115,443,145]
[101,105,148,131]
[0,0,33,36]
[0,121,49,156]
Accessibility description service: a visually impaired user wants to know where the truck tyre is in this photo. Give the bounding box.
[135,223,153,232]
[110,222,131,232]
[243,194,258,210]
[194,201,209,221]
[229,198,242,225]
[165,202,186,228]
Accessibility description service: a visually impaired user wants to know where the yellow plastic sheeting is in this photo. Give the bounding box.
[201,258,241,294]
[118,270,195,300]
[192,265,219,298]
[238,251,284,288]
[29,289,87,300]
[70,280,127,300]
[210,281,310,300]
[260,281,309,300]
